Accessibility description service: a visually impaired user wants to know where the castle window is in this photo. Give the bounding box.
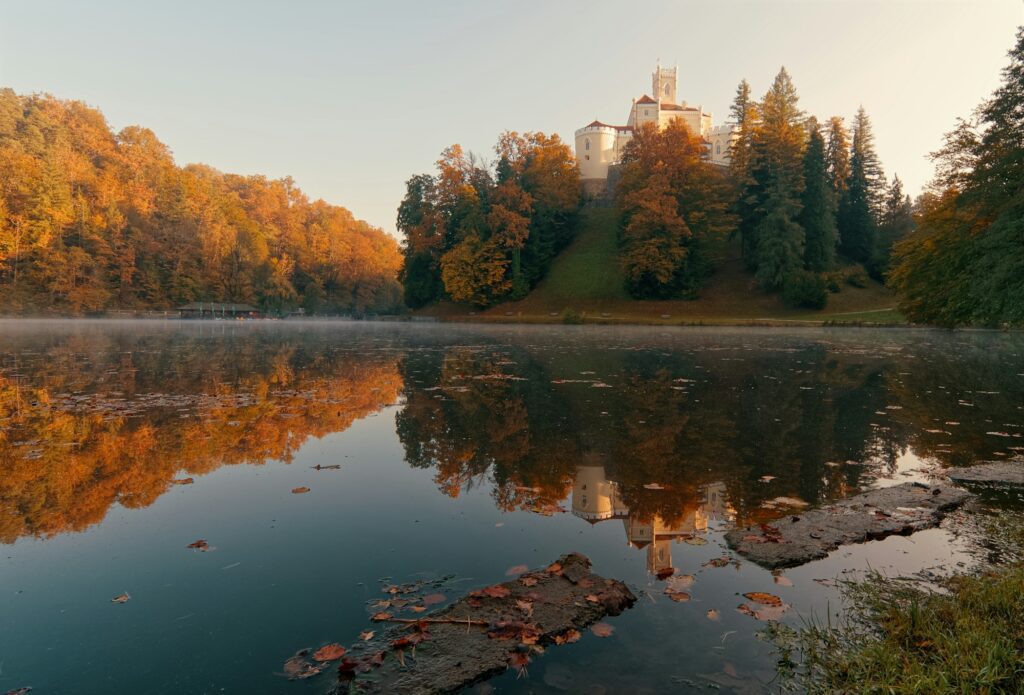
[585,155,590,160]
[585,138,590,151]
[715,142,721,154]
[664,83,670,96]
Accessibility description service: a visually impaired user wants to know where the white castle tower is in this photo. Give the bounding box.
[574,63,737,195]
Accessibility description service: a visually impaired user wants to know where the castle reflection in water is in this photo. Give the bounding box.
[571,464,734,575]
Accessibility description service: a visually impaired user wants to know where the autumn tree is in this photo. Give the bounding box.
[890,27,1024,326]
[617,120,735,298]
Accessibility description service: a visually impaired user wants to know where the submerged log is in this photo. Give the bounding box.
[725,482,971,569]
[339,553,635,694]
[947,461,1024,486]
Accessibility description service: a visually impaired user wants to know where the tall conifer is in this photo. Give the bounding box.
[800,119,837,272]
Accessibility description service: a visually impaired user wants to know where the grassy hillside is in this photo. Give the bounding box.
[423,207,902,325]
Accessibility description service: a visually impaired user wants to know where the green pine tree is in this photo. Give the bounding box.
[838,106,884,267]
[800,118,837,272]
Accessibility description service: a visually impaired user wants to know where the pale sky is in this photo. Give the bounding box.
[1,1,1021,235]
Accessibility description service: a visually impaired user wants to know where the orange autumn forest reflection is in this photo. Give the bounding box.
[3,327,1023,568]
[0,330,402,543]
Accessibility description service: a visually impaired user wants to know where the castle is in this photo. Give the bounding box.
[574,64,735,194]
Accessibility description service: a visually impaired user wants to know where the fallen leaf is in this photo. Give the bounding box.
[684,536,708,546]
[313,643,346,662]
[471,585,511,599]
[282,652,322,680]
[410,605,427,613]
[553,628,582,644]
[703,556,731,568]
[111,592,131,604]
[370,612,392,621]
[590,622,614,638]
[291,486,310,494]
[359,631,374,641]
[505,564,529,576]
[666,574,695,591]
[706,609,720,621]
[585,594,601,603]
[6,688,32,695]
[546,562,563,576]
[421,593,446,606]
[773,575,794,587]
[737,601,790,621]
[655,567,675,580]
[516,599,534,617]
[664,590,691,602]
[519,576,539,587]
[743,592,783,607]
[186,539,210,551]
[507,650,531,674]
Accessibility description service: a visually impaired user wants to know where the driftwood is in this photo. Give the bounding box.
[338,553,635,694]
[947,460,1024,486]
[725,482,972,569]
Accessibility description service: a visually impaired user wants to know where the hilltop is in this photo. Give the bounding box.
[420,208,901,326]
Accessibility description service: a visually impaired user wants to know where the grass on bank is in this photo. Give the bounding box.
[787,514,1024,694]
[420,207,905,326]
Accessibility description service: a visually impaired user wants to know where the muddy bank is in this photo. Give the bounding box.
[338,553,636,694]
[948,461,1024,486]
[725,482,972,569]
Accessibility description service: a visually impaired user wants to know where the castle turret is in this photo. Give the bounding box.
[652,63,677,105]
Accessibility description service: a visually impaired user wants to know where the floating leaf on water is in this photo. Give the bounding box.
[706,609,720,621]
[186,539,211,551]
[737,601,790,621]
[703,556,731,568]
[684,536,708,546]
[505,564,529,576]
[664,589,691,602]
[111,592,131,604]
[359,630,374,641]
[282,651,322,680]
[590,622,614,638]
[410,605,427,613]
[291,486,310,494]
[666,574,695,591]
[6,688,33,695]
[743,592,783,607]
[655,567,675,580]
[370,612,393,621]
[552,628,582,644]
[313,643,346,662]
[421,593,446,606]
[773,575,794,587]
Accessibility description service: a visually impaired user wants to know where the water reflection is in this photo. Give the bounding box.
[2,323,1022,557]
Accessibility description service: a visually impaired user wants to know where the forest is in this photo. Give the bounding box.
[397,132,582,307]
[0,90,403,316]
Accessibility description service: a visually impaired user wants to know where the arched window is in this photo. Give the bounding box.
[585,138,590,151]
[664,83,670,96]
[715,142,721,154]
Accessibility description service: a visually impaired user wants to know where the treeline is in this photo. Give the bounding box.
[398,132,581,307]
[889,27,1024,327]
[619,69,913,306]
[0,90,402,315]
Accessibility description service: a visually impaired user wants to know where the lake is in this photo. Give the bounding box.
[1,320,1022,694]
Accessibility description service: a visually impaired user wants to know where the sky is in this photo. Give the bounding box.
[1,1,1022,236]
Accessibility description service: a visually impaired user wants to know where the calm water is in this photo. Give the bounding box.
[1,321,1023,694]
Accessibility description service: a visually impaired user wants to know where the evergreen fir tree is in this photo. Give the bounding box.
[799,118,837,272]
[825,116,851,196]
[745,67,806,288]
[873,175,914,276]
[838,107,884,267]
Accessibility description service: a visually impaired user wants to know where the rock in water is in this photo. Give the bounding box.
[725,482,971,569]
[947,460,1024,486]
[341,553,635,694]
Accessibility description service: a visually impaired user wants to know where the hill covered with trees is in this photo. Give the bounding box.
[0,91,402,315]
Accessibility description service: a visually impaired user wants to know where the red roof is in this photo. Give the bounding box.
[636,95,657,104]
